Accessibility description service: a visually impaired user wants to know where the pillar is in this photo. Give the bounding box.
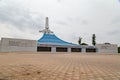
[82,48,86,53]
[68,48,71,53]
[51,47,56,53]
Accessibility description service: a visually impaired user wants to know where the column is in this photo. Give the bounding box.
[68,47,71,53]
[51,47,56,53]
[82,48,86,53]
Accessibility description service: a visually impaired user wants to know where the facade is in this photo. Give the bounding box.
[37,17,97,53]
[96,43,118,53]
[0,38,37,52]
[37,33,83,52]
[0,17,118,53]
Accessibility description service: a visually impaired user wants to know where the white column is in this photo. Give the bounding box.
[68,48,71,53]
[82,48,86,53]
[96,48,99,53]
[51,47,56,53]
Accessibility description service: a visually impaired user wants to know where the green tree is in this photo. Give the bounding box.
[78,37,82,45]
[92,34,96,46]
[81,43,88,45]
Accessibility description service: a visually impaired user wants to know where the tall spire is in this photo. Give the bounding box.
[45,17,49,29]
[39,17,53,34]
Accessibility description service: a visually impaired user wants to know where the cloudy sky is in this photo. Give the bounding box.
[0,0,120,46]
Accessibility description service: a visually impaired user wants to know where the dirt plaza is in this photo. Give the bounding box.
[0,52,120,80]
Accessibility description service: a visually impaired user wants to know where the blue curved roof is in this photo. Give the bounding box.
[38,34,79,46]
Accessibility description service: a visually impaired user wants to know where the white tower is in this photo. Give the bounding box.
[39,17,53,34]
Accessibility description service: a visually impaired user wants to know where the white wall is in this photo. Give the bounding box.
[96,44,118,53]
[0,40,1,52]
[0,38,37,52]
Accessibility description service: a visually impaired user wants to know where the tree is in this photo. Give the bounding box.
[92,34,96,46]
[78,37,82,45]
[81,43,88,45]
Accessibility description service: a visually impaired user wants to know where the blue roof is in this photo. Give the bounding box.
[38,34,79,46]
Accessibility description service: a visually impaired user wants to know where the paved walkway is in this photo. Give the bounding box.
[0,53,120,80]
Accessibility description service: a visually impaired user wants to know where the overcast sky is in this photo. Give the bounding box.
[0,0,120,46]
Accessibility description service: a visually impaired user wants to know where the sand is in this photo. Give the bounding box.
[0,52,120,80]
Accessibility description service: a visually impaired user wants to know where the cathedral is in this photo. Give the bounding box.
[37,17,96,52]
[0,17,118,53]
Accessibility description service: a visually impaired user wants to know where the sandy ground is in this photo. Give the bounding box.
[0,52,120,80]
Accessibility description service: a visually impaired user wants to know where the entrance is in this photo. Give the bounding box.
[37,47,51,52]
[56,47,67,52]
[86,48,96,52]
[71,48,81,52]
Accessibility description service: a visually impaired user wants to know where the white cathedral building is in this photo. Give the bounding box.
[0,17,118,53]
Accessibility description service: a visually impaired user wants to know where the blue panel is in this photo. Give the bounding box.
[38,34,79,46]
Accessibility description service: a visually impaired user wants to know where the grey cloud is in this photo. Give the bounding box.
[107,30,120,36]
[0,0,44,31]
[67,17,88,25]
[57,0,61,2]
[81,20,88,25]
[111,16,120,25]
[56,20,69,26]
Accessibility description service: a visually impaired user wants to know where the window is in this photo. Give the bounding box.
[71,48,81,52]
[37,47,51,52]
[56,47,67,52]
[86,48,96,52]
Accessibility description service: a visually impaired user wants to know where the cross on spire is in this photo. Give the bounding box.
[39,17,53,34]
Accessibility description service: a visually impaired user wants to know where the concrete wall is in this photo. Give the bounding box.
[0,38,37,52]
[96,44,118,53]
[0,40,1,52]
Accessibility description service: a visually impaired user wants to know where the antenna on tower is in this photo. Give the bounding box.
[39,17,53,34]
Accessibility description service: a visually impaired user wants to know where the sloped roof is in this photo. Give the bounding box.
[38,34,79,46]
